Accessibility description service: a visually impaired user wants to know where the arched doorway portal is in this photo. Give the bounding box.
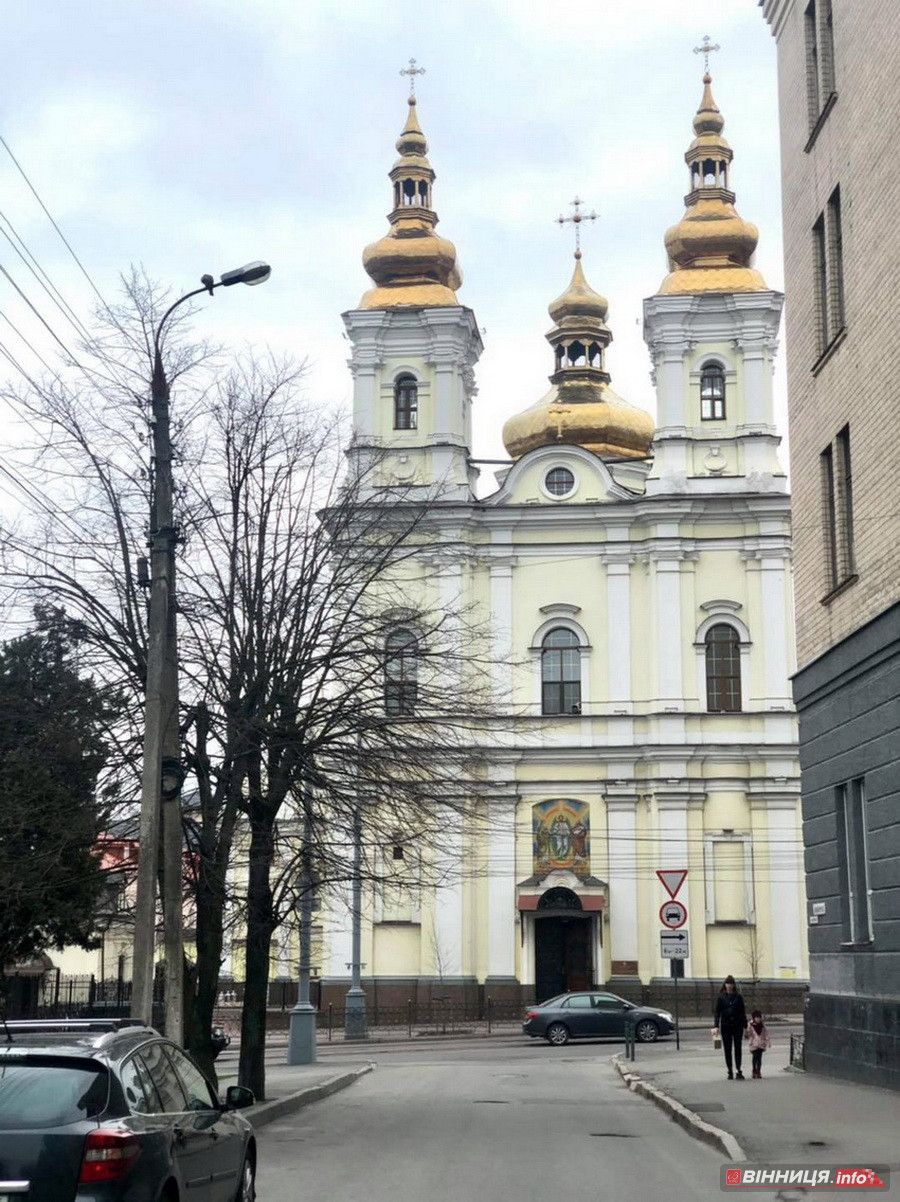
[534,887,593,1001]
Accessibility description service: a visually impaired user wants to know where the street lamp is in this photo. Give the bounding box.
[131,262,272,1042]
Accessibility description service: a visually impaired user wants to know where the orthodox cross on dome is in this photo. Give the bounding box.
[551,405,572,441]
[693,34,721,74]
[556,196,597,258]
[400,57,426,97]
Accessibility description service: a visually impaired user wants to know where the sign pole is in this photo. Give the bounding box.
[674,971,680,1051]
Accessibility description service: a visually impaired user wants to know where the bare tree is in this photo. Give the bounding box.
[0,278,498,1097]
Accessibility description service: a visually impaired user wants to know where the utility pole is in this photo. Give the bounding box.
[344,799,368,1040]
[130,262,272,1037]
[288,784,317,1064]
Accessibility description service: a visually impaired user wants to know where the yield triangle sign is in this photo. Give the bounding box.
[656,869,688,899]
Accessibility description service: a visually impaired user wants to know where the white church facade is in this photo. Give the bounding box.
[322,74,808,1010]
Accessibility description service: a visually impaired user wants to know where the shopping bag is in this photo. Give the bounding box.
[710,1026,722,1050]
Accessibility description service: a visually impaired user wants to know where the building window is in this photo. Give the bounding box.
[836,778,873,944]
[805,0,836,136]
[705,624,741,713]
[541,628,581,715]
[804,1,821,127]
[700,363,726,421]
[384,628,418,715]
[821,424,855,594]
[394,374,418,430]
[812,186,845,359]
[545,467,575,497]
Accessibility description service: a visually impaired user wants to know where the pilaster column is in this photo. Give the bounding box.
[605,551,634,709]
[764,798,804,977]
[351,365,378,438]
[486,797,517,979]
[654,346,685,429]
[327,893,352,979]
[652,555,684,706]
[489,547,514,702]
[760,552,792,708]
[739,341,769,428]
[606,794,640,973]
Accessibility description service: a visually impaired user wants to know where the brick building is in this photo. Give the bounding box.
[762,0,900,1087]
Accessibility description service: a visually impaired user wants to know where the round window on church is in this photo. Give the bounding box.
[544,467,575,498]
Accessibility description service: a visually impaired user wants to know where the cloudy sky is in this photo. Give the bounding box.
[2,0,784,494]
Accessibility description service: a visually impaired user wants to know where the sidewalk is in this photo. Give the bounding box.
[216,1052,374,1127]
[614,1036,900,1168]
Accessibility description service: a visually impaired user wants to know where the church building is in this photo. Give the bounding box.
[323,71,808,1009]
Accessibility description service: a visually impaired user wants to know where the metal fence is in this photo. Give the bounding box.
[0,972,163,1021]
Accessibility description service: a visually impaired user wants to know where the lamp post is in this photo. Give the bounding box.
[131,262,272,1040]
[344,799,368,1040]
[288,786,317,1064]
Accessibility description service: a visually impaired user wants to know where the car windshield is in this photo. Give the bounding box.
[0,1057,109,1129]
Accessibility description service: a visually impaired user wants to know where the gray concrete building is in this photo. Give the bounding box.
[762,0,900,1088]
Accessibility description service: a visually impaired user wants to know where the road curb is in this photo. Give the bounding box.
[245,1062,375,1129]
[612,1055,745,1161]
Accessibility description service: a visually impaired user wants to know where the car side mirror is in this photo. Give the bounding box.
[224,1085,255,1110]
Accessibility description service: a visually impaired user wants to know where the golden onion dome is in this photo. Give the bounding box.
[658,73,768,297]
[358,96,463,310]
[502,384,655,461]
[502,250,654,462]
[548,252,609,323]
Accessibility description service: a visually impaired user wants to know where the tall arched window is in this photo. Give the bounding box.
[541,628,581,715]
[385,628,418,716]
[700,363,726,421]
[394,374,418,430]
[705,624,741,712]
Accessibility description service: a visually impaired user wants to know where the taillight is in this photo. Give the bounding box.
[79,1129,141,1184]
[525,1010,539,1021]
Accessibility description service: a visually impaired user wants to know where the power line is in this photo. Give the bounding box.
[0,134,110,311]
[0,207,94,344]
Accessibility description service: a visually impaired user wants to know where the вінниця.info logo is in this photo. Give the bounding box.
[721,1165,890,1191]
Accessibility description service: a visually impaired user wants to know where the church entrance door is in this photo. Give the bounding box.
[534,916,592,1002]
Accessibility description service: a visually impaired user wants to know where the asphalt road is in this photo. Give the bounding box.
[256,1037,725,1201]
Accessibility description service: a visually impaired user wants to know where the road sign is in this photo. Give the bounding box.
[659,899,688,929]
[660,930,690,959]
[656,869,688,899]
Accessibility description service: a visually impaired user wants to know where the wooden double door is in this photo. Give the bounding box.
[535,915,593,1002]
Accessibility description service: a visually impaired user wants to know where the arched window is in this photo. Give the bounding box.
[541,628,581,716]
[705,624,741,712]
[385,628,418,716]
[700,363,726,421]
[394,374,418,430]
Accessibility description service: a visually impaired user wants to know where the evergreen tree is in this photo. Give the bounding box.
[0,606,119,970]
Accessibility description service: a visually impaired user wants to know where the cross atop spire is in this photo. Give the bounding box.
[693,34,721,75]
[556,196,598,258]
[400,57,426,97]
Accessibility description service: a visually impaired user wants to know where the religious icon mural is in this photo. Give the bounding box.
[532,799,590,878]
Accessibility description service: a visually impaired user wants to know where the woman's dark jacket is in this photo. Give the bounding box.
[714,991,748,1030]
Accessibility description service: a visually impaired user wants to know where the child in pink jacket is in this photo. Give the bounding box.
[745,1009,772,1077]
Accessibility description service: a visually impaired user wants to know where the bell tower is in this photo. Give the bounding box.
[643,63,785,493]
[343,67,482,498]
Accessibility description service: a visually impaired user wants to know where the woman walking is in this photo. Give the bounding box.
[714,975,748,1079]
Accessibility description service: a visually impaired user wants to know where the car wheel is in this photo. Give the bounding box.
[545,1022,570,1046]
[635,1019,659,1043]
[235,1154,256,1202]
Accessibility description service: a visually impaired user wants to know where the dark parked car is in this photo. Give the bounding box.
[0,1019,256,1202]
[522,991,675,1045]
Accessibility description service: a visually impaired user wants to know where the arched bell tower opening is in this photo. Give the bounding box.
[533,887,593,1002]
